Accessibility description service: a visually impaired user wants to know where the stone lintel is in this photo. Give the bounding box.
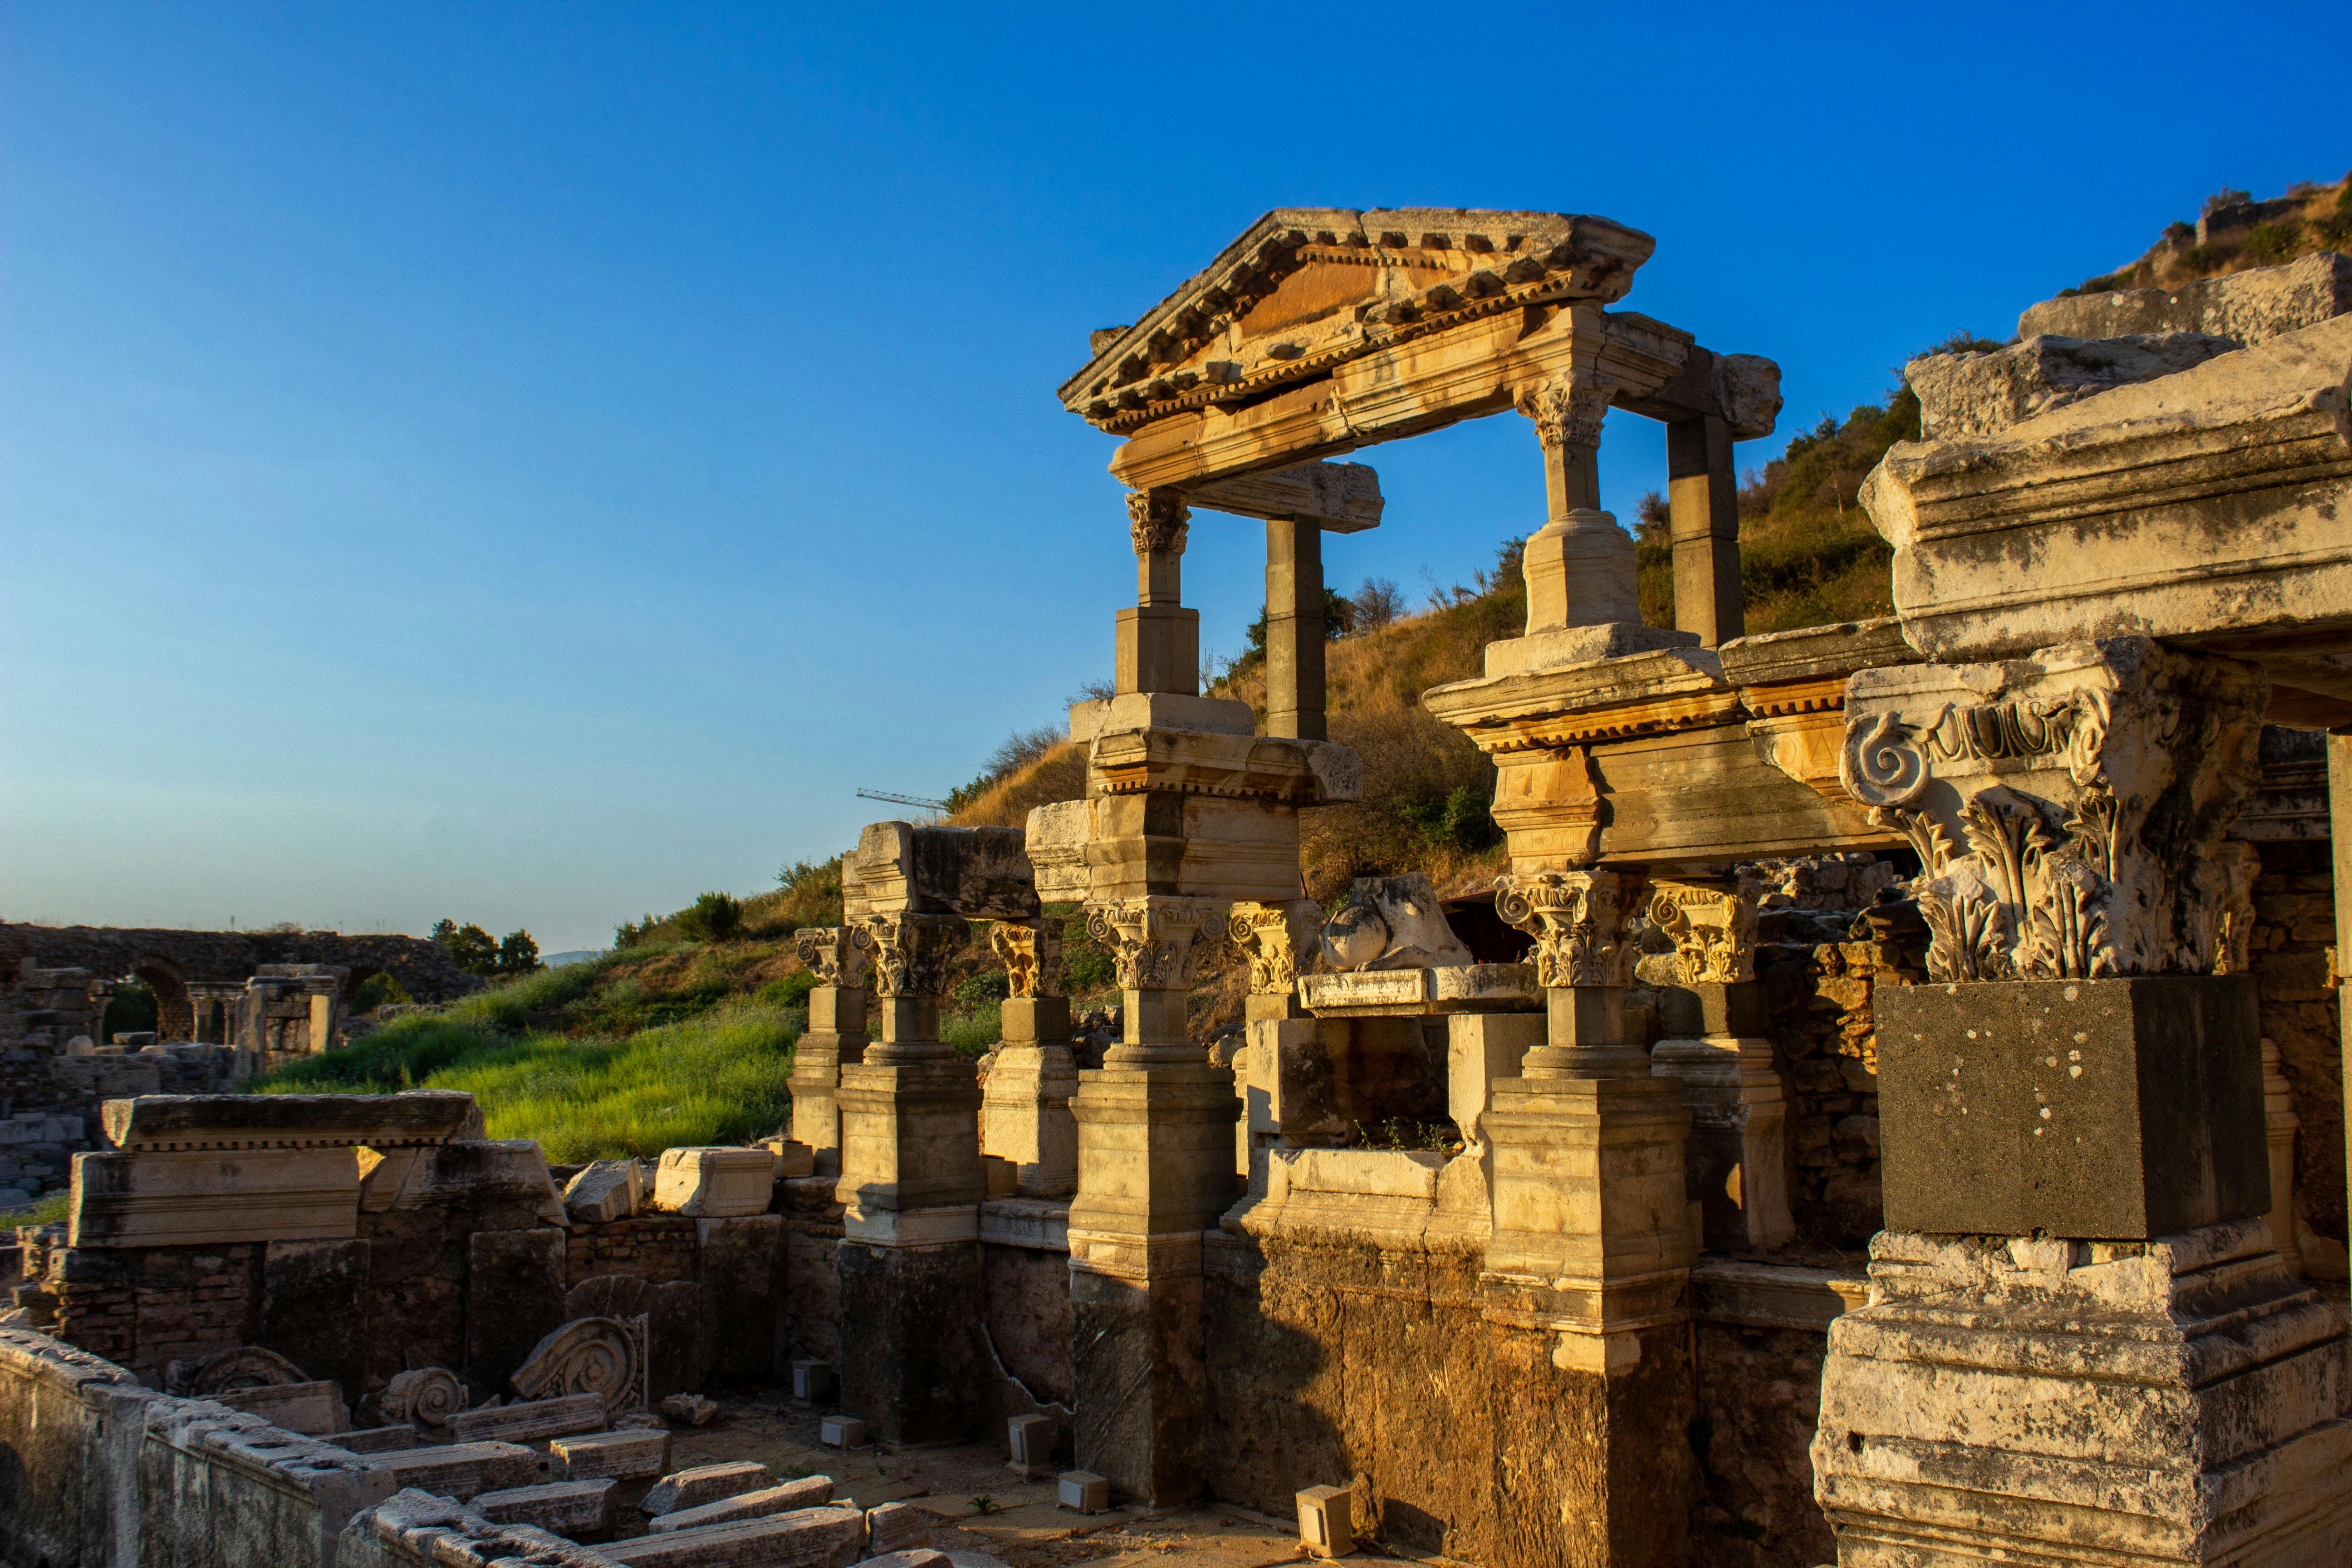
[1187,461,1383,533]
[100,1091,478,1152]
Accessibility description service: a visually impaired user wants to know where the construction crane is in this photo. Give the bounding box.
[857,787,951,813]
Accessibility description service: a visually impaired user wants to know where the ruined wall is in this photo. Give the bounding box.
[1689,1322,1837,1568]
[982,1240,1073,1407]
[0,1325,153,1568]
[2250,838,2346,1268]
[565,1215,697,1286]
[781,1174,844,1364]
[1202,1230,1695,1568]
[0,924,480,1041]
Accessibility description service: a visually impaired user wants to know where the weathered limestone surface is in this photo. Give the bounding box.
[1906,331,2240,439]
[651,1147,777,1218]
[101,1090,478,1152]
[602,1505,864,1568]
[565,1160,645,1225]
[362,1439,540,1501]
[470,1479,618,1539]
[141,1396,398,1567]
[0,1326,157,1568]
[1813,1222,2352,1567]
[1861,313,2352,720]
[464,1227,569,1393]
[647,1475,835,1533]
[2016,250,2352,347]
[71,1145,363,1249]
[337,1488,624,1568]
[643,1459,777,1517]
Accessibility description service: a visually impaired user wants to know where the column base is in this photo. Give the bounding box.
[1813,1221,2352,1567]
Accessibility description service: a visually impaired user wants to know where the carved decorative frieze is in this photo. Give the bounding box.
[1084,897,1223,991]
[1515,372,1614,452]
[1126,489,1191,558]
[1839,638,2265,982]
[990,918,1064,999]
[1226,901,1323,994]
[794,926,872,990]
[1648,882,1760,984]
[1495,869,1640,988]
[853,912,970,999]
[511,1313,648,1419]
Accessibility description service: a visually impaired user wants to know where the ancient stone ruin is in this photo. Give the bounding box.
[4,215,2349,1568]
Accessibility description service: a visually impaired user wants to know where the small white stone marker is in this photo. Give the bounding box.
[1297,1485,1353,1559]
[1058,1470,1110,1514]
[793,1359,838,1403]
[1007,1413,1054,1479]
[820,1414,867,1447]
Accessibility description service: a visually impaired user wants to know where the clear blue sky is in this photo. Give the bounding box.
[5,4,2343,952]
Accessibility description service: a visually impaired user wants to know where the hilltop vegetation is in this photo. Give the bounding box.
[2065,173,2351,296]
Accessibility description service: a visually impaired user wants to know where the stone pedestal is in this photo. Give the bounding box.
[1067,897,1238,1505]
[1649,982,1792,1254]
[833,912,983,1444]
[984,999,1078,1198]
[1813,1222,2352,1567]
[790,990,865,1178]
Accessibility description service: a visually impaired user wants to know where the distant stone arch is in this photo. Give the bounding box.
[128,958,191,1041]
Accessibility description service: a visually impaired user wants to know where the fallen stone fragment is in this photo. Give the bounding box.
[854,1553,948,1568]
[864,1501,930,1554]
[644,1460,774,1517]
[364,1440,540,1501]
[647,1476,835,1534]
[474,1478,619,1539]
[446,1391,608,1444]
[658,1392,718,1426]
[604,1505,864,1567]
[552,1427,672,1482]
[565,1159,645,1223]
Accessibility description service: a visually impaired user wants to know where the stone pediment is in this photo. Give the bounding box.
[1058,207,1654,431]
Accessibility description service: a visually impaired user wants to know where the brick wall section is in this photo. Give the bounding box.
[2251,839,2345,1261]
[565,1215,697,1286]
[1758,906,1928,1252]
[36,1241,260,1380]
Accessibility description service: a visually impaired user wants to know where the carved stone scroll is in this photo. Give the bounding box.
[853,912,969,999]
[1839,638,2265,982]
[990,919,1064,999]
[1084,897,1222,991]
[379,1365,465,1429]
[510,1313,648,1420]
[1494,870,1640,988]
[794,926,871,990]
[1227,901,1323,995]
[170,1345,308,1397]
[1647,882,1759,984]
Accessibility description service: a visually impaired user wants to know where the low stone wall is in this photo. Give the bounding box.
[0,1325,154,1568]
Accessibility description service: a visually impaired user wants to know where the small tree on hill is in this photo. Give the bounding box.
[430,918,500,975]
[496,931,541,976]
[677,892,744,943]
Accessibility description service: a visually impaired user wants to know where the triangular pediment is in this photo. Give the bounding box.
[1058,207,1653,430]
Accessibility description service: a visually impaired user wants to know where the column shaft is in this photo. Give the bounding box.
[1263,518,1325,741]
[1666,412,1743,647]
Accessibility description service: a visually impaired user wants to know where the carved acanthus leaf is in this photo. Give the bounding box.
[1495,869,1637,987]
[1646,883,1759,984]
[1126,489,1190,557]
[854,912,970,999]
[1226,901,1322,995]
[989,919,1064,999]
[1084,897,1221,991]
[1514,372,1613,451]
[794,926,870,989]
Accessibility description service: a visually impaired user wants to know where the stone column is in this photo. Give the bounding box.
[790,927,871,1177]
[2332,733,2352,1272]
[1226,901,1327,1191]
[1483,867,1699,1565]
[1813,639,2349,1566]
[1067,895,1235,1506]
[1263,519,1325,741]
[983,918,1078,1197]
[1665,410,1742,647]
[1116,489,1198,697]
[1644,881,1793,1254]
[833,911,983,1444]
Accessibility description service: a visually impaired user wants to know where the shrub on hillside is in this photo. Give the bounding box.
[676,892,744,943]
[431,918,543,978]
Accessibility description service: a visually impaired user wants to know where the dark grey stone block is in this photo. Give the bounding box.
[1876,976,2267,1239]
[837,1238,980,1444]
[465,1227,568,1391]
[1656,982,1769,1039]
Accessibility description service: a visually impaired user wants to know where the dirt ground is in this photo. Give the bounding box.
[639,1388,1437,1568]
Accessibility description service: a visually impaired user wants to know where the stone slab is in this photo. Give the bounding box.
[260,1237,369,1407]
[99,1090,478,1151]
[648,1476,836,1533]
[364,1440,541,1501]
[474,1478,619,1538]
[854,822,1037,919]
[605,1505,865,1567]
[1876,976,2269,1238]
[446,1391,608,1444]
[209,1379,348,1436]
[68,1146,360,1248]
[554,1427,672,1481]
[652,1148,777,1217]
[1297,963,1537,1017]
[645,1460,775,1517]
[1188,459,1384,532]
[334,1425,417,1454]
[465,1227,569,1392]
